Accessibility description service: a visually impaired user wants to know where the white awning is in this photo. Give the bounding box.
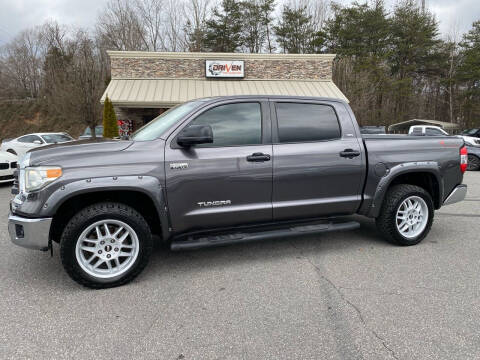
[101,78,348,107]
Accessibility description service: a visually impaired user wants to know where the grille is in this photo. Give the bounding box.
[10,162,17,169]
[0,163,8,170]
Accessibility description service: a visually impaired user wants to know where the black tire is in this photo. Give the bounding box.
[60,202,153,289]
[467,155,480,171]
[6,149,17,155]
[376,184,434,246]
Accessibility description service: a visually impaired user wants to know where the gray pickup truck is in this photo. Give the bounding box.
[8,96,468,288]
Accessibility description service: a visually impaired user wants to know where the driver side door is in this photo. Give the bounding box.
[164,100,273,234]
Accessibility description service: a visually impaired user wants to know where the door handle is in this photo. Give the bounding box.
[339,149,361,158]
[247,152,271,162]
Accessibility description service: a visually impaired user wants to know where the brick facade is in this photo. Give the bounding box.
[110,55,333,81]
[106,51,337,132]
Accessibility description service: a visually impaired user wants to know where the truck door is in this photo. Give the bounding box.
[164,100,273,234]
[271,100,365,220]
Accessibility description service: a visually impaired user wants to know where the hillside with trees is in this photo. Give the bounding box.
[0,0,479,139]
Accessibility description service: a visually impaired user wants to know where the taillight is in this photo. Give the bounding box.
[460,146,468,173]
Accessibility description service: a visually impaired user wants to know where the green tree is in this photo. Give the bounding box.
[241,0,266,53]
[274,5,315,54]
[324,1,391,125]
[204,0,243,52]
[324,1,390,59]
[457,21,480,128]
[240,0,275,53]
[260,0,276,53]
[389,0,440,121]
[102,96,118,138]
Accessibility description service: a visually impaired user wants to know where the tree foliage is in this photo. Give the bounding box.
[274,5,316,54]
[102,96,119,138]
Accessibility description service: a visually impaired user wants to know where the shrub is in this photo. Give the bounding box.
[102,96,118,138]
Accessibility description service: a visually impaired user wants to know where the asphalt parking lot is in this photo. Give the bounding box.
[0,172,479,360]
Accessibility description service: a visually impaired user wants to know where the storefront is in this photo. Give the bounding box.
[101,51,347,136]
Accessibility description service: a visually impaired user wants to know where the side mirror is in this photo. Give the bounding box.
[177,125,213,147]
[33,140,42,145]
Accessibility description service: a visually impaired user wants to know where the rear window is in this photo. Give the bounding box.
[275,103,341,143]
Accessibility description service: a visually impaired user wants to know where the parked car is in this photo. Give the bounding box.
[79,126,103,139]
[408,125,480,148]
[467,145,480,171]
[360,126,386,135]
[8,96,468,288]
[459,129,480,147]
[408,125,449,136]
[0,151,18,183]
[461,128,480,138]
[0,133,74,157]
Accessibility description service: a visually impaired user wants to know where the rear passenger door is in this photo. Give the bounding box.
[271,100,365,220]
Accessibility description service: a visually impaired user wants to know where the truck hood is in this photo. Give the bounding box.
[28,139,133,166]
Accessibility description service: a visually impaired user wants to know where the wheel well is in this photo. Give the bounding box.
[50,190,162,243]
[388,172,440,208]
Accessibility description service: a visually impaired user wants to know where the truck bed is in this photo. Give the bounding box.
[359,135,465,215]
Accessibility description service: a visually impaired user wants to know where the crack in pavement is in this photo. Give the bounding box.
[289,242,399,360]
[339,285,463,296]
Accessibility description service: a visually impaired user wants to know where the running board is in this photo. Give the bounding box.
[170,221,360,251]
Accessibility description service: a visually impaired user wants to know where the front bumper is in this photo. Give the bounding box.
[8,214,52,251]
[443,184,467,206]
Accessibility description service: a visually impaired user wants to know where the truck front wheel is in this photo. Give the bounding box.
[60,202,153,289]
[376,184,434,246]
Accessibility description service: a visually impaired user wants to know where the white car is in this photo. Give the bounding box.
[0,151,18,183]
[0,133,74,157]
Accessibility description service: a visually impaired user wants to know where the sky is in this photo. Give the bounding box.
[0,0,479,45]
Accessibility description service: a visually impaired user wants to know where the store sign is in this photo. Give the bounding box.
[205,60,244,78]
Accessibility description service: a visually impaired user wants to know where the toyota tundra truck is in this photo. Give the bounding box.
[8,96,468,288]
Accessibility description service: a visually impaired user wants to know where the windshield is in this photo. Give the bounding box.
[131,101,203,141]
[41,134,73,144]
[462,129,479,135]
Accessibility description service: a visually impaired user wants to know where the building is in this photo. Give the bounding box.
[101,51,348,136]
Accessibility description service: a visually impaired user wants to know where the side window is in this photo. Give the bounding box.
[411,128,423,135]
[425,128,444,136]
[18,135,36,143]
[275,103,341,143]
[187,102,262,147]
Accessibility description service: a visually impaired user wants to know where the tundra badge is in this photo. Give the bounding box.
[170,163,188,170]
[198,200,232,207]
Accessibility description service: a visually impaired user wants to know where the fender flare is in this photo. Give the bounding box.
[41,175,171,241]
[367,162,443,218]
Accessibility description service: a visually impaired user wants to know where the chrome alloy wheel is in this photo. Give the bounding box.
[75,219,140,279]
[395,196,429,239]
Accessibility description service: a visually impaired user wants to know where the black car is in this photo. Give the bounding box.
[462,128,480,138]
[467,145,480,171]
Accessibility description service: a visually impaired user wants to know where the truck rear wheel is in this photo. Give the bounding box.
[376,184,434,246]
[60,202,153,289]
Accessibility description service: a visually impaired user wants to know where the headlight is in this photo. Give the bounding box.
[25,166,62,192]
